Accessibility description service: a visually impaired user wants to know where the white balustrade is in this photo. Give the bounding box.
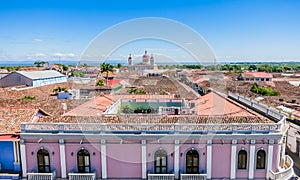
[147,174,175,180]
[180,174,207,180]
[268,155,294,180]
[68,172,96,180]
[27,171,56,180]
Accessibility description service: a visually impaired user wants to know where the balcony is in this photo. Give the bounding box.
[147,173,175,180]
[27,170,56,180]
[68,172,96,180]
[180,174,207,180]
[269,155,294,180]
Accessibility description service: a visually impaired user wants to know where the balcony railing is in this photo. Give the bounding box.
[27,170,56,180]
[180,174,207,180]
[269,155,294,180]
[68,172,96,180]
[21,122,280,134]
[148,174,175,180]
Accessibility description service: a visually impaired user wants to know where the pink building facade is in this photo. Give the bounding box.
[20,121,292,180]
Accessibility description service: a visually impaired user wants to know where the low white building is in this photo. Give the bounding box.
[0,70,67,88]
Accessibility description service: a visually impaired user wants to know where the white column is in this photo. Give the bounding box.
[230,139,237,179]
[59,139,67,178]
[266,139,274,179]
[141,140,147,179]
[248,140,256,179]
[174,140,180,179]
[281,136,286,168]
[277,141,281,170]
[13,141,17,163]
[16,141,20,163]
[20,139,27,178]
[206,140,212,179]
[101,139,107,179]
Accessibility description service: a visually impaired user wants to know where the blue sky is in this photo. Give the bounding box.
[0,0,299,63]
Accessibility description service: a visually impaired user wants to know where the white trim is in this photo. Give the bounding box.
[16,141,20,163]
[230,140,237,179]
[13,141,17,163]
[141,140,147,179]
[101,140,107,179]
[206,140,212,179]
[249,140,256,179]
[20,140,27,177]
[174,140,180,179]
[266,143,274,179]
[59,139,67,178]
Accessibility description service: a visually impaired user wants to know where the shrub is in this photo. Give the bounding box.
[21,96,36,100]
[250,83,280,96]
[96,79,105,86]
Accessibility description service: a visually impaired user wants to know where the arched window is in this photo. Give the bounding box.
[256,150,266,169]
[154,149,168,174]
[77,149,91,173]
[37,149,51,173]
[238,150,247,169]
[186,149,199,174]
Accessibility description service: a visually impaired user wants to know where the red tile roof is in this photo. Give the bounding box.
[0,107,40,134]
[193,92,255,116]
[63,95,114,116]
[243,72,273,78]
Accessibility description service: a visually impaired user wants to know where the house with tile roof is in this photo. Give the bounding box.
[19,91,295,180]
[0,70,67,88]
[0,107,49,179]
[238,72,273,82]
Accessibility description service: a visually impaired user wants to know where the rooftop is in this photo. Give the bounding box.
[0,107,42,134]
[16,70,65,80]
[242,72,273,78]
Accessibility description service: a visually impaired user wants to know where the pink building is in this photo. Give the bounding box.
[19,92,294,180]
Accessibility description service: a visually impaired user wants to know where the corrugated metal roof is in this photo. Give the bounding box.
[16,70,65,80]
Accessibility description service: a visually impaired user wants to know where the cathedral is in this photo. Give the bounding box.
[128,50,157,72]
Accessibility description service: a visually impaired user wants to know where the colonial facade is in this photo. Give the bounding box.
[19,92,295,180]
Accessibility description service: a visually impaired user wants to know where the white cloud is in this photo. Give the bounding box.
[29,53,47,57]
[53,53,77,57]
[183,42,193,45]
[33,38,43,42]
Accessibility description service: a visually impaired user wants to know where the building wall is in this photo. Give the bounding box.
[107,143,142,178]
[0,73,32,87]
[0,141,14,170]
[25,142,61,177]
[287,123,300,156]
[146,142,174,174]
[65,143,101,177]
[21,137,282,179]
[32,76,67,87]
[212,143,231,178]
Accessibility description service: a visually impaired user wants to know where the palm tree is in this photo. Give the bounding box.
[100,63,114,86]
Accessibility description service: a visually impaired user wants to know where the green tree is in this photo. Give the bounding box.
[100,63,114,86]
[62,65,69,71]
[34,61,47,67]
[70,71,85,77]
[116,63,122,69]
[248,65,257,71]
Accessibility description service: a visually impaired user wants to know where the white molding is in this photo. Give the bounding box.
[59,139,67,178]
[174,140,180,179]
[101,140,107,179]
[141,140,147,179]
[230,140,237,179]
[266,143,274,179]
[249,140,256,179]
[20,139,27,177]
[207,140,212,179]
